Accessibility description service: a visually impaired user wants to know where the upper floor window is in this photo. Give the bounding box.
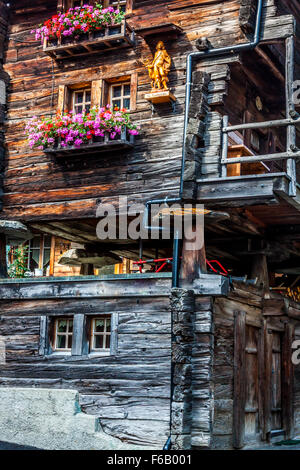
[60,1,131,12]
[107,0,127,12]
[90,317,111,352]
[54,317,73,351]
[110,82,131,111]
[72,88,92,114]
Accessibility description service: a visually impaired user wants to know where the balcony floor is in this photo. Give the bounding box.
[196,172,300,226]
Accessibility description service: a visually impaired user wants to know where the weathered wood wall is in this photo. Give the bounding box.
[2,0,245,222]
[0,276,172,447]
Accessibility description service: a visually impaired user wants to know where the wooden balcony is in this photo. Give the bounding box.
[43,21,135,60]
[44,129,134,158]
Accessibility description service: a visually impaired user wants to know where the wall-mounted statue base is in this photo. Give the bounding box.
[145,90,176,104]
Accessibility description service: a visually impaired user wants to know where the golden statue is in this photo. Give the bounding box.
[144,41,171,92]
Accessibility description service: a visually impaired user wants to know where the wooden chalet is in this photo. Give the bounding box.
[0,0,299,450]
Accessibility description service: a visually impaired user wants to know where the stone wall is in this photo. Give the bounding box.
[0,387,140,450]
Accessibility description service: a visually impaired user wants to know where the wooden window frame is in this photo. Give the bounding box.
[40,313,118,357]
[59,0,133,14]
[72,87,92,114]
[58,73,137,114]
[102,73,138,111]
[110,81,131,111]
[104,0,132,13]
[58,80,103,113]
[90,316,111,352]
[53,317,74,352]
[27,234,52,275]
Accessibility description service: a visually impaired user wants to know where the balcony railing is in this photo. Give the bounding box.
[43,20,135,59]
[217,36,299,198]
[220,115,300,196]
[44,129,134,157]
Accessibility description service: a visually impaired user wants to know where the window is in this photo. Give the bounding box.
[90,317,111,352]
[107,0,127,12]
[110,82,131,111]
[72,88,91,114]
[54,318,73,351]
[27,235,52,275]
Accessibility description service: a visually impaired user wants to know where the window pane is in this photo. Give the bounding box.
[113,86,121,98]
[94,335,104,349]
[68,320,73,333]
[43,249,51,267]
[57,319,67,332]
[112,99,121,110]
[106,335,111,349]
[67,335,73,349]
[124,84,131,96]
[31,237,41,248]
[75,92,83,104]
[85,104,91,114]
[94,319,105,332]
[57,335,66,349]
[106,318,111,332]
[75,105,83,114]
[123,98,130,110]
[44,236,52,248]
[85,90,91,102]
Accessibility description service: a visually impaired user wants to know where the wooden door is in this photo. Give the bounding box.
[244,325,260,438]
[271,331,283,430]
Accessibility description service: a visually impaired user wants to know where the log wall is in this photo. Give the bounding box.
[0,276,172,447]
[1,0,245,221]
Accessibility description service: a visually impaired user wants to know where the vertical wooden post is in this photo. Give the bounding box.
[130,72,138,111]
[282,322,295,439]
[49,236,56,277]
[179,219,206,286]
[0,233,7,278]
[221,115,229,177]
[285,36,297,196]
[72,314,85,356]
[233,310,246,449]
[251,254,270,295]
[38,235,44,270]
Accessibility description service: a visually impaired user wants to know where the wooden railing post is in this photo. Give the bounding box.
[221,115,229,178]
[285,35,297,197]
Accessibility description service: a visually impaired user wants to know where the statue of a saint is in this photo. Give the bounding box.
[144,41,171,92]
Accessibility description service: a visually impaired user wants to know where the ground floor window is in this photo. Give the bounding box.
[53,317,73,351]
[90,316,111,351]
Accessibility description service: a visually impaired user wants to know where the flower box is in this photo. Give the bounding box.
[43,20,135,59]
[26,107,140,156]
[44,129,135,157]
